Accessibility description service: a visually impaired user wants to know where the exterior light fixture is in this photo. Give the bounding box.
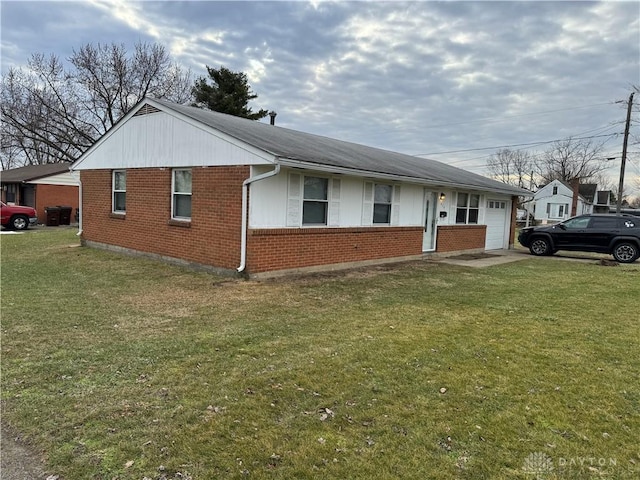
[439,192,446,202]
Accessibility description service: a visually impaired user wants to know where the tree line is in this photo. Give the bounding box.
[486,133,639,207]
[486,86,639,205]
[1,42,268,169]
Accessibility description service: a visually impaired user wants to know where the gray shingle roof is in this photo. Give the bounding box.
[578,184,597,203]
[1,162,72,183]
[151,98,529,196]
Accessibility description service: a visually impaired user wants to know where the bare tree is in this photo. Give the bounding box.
[536,137,609,184]
[1,42,191,167]
[487,148,534,188]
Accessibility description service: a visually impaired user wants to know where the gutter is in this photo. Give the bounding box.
[237,163,281,273]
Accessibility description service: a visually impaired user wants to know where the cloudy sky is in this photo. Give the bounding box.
[1,0,639,191]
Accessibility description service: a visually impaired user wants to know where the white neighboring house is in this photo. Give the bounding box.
[532,179,593,223]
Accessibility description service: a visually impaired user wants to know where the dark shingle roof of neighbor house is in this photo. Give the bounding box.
[150,98,529,196]
[0,162,72,183]
[578,184,597,203]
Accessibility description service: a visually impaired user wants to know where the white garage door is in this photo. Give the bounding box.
[485,199,509,250]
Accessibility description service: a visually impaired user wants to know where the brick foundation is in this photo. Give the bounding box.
[247,226,424,273]
[435,225,487,252]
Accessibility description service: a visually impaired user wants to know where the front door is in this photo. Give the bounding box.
[423,190,437,251]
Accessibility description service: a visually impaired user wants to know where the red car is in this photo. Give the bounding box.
[1,202,38,230]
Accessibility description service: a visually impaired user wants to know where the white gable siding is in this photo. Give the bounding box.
[29,171,79,186]
[74,111,273,170]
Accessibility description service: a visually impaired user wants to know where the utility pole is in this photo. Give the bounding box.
[617,92,634,213]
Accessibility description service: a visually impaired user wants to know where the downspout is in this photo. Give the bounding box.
[237,163,281,273]
[69,168,83,236]
[77,178,83,236]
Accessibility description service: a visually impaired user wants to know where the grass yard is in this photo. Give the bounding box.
[1,228,639,479]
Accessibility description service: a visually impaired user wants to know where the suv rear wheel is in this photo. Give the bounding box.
[529,237,552,256]
[612,242,639,263]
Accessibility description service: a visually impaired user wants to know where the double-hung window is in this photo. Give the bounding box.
[547,203,569,219]
[456,193,480,224]
[302,176,328,225]
[172,169,192,220]
[373,184,393,224]
[112,170,126,213]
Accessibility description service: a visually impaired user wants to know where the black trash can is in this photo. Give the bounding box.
[58,206,72,225]
[45,206,61,226]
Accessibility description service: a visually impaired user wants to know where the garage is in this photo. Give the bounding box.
[485,199,509,249]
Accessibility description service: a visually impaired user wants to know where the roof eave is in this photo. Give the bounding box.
[277,158,531,196]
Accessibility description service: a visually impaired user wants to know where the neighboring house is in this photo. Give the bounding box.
[0,163,79,222]
[71,97,529,276]
[531,180,593,223]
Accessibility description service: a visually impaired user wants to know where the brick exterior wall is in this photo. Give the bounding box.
[435,225,487,252]
[35,184,79,223]
[246,226,424,273]
[80,166,507,274]
[81,166,248,270]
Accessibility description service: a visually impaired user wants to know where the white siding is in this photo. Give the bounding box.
[29,172,79,186]
[249,169,430,229]
[75,111,273,170]
[250,166,289,228]
[532,180,591,222]
[398,184,424,226]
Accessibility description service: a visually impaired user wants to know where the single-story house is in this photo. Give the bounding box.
[71,97,530,276]
[1,162,79,222]
[530,179,593,223]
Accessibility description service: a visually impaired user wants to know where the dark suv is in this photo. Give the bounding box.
[518,214,640,263]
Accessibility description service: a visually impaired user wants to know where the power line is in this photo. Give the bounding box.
[415,133,619,157]
[442,126,622,165]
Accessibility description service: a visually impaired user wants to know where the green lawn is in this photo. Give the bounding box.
[1,228,639,479]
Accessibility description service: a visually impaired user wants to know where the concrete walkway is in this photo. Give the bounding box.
[433,248,640,268]
[432,249,530,268]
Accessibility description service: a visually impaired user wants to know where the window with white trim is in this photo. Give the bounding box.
[373,184,393,224]
[172,169,192,220]
[456,193,480,224]
[302,176,328,225]
[112,170,126,213]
